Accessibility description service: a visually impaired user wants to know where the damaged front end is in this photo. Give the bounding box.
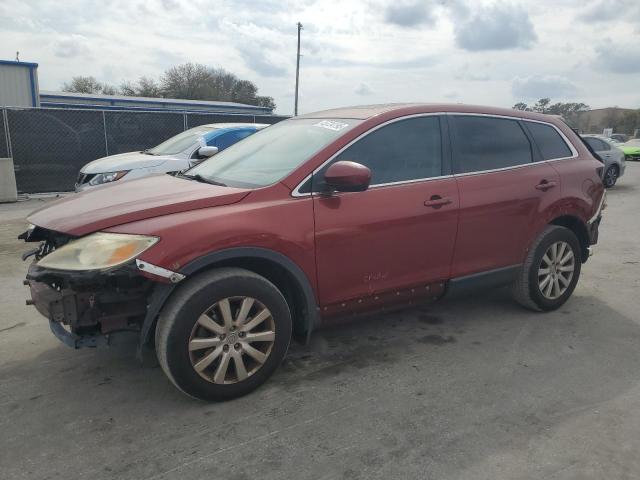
[21,226,157,348]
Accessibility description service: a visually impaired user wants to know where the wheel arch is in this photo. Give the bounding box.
[549,215,590,262]
[138,248,319,350]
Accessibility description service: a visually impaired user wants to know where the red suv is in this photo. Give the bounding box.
[21,104,606,401]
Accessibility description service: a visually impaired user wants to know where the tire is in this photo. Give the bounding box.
[603,165,619,188]
[512,225,582,312]
[156,267,292,401]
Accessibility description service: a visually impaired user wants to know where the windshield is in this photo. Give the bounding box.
[187,118,361,188]
[147,126,215,155]
[624,139,640,147]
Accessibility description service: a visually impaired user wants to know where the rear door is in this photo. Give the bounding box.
[312,115,459,309]
[448,114,561,278]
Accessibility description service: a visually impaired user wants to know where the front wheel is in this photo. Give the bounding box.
[156,268,292,401]
[603,165,619,188]
[512,225,582,312]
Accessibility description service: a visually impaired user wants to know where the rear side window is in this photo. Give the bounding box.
[450,116,532,173]
[318,116,442,187]
[526,122,573,159]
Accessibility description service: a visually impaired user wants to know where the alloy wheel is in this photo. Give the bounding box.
[537,241,575,300]
[188,297,275,384]
[604,167,617,187]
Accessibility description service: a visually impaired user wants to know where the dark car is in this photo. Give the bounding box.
[21,103,606,401]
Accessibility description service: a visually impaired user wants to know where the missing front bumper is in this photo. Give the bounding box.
[25,264,151,349]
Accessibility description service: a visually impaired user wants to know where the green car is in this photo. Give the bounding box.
[620,139,640,161]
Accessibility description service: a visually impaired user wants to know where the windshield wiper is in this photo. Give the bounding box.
[177,173,227,186]
[142,149,158,155]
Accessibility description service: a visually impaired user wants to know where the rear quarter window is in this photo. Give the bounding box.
[450,115,532,174]
[525,122,573,160]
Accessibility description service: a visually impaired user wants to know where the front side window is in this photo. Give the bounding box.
[450,116,532,173]
[188,118,361,188]
[526,122,573,159]
[314,116,443,189]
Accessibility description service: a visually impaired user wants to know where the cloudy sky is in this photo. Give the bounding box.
[1,0,639,114]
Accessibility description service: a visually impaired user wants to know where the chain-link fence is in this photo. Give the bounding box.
[1,106,288,193]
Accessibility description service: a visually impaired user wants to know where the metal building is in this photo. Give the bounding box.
[0,60,40,107]
[39,91,273,115]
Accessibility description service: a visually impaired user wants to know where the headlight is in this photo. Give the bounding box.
[37,233,158,271]
[89,171,129,186]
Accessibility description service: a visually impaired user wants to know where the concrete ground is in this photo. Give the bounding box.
[1,166,639,480]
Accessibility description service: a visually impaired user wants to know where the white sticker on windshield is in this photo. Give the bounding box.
[313,120,349,131]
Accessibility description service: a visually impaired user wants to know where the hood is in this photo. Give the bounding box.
[28,174,250,236]
[81,151,182,173]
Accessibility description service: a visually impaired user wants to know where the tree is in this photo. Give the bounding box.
[159,63,276,110]
[101,84,118,95]
[512,99,590,129]
[161,63,216,100]
[256,95,276,110]
[120,76,162,97]
[62,76,116,95]
[533,98,551,113]
[62,63,277,110]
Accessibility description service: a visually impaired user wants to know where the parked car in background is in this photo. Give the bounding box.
[22,104,605,401]
[620,139,640,162]
[581,135,626,187]
[75,123,268,191]
[610,133,628,143]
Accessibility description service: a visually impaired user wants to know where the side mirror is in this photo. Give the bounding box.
[324,161,371,193]
[198,146,219,158]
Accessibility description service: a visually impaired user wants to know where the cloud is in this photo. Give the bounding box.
[384,1,437,28]
[355,83,372,95]
[307,54,438,70]
[455,66,490,81]
[454,3,537,51]
[237,44,288,77]
[53,35,90,58]
[512,75,578,100]
[593,43,640,73]
[578,0,640,23]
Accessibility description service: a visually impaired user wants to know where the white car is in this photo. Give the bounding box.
[75,123,268,191]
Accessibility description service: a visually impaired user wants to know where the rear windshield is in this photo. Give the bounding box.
[187,118,361,188]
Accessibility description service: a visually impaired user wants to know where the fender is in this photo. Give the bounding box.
[138,247,320,350]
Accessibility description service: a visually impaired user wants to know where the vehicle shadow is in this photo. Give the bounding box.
[2,289,640,480]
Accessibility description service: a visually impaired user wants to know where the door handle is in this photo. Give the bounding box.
[535,180,557,191]
[424,195,452,208]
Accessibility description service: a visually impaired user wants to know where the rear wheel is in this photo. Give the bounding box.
[603,165,619,188]
[512,225,582,311]
[156,268,292,401]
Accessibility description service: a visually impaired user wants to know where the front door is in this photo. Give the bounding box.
[312,115,459,309]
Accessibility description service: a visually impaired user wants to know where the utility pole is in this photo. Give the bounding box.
[294,22,303,116]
